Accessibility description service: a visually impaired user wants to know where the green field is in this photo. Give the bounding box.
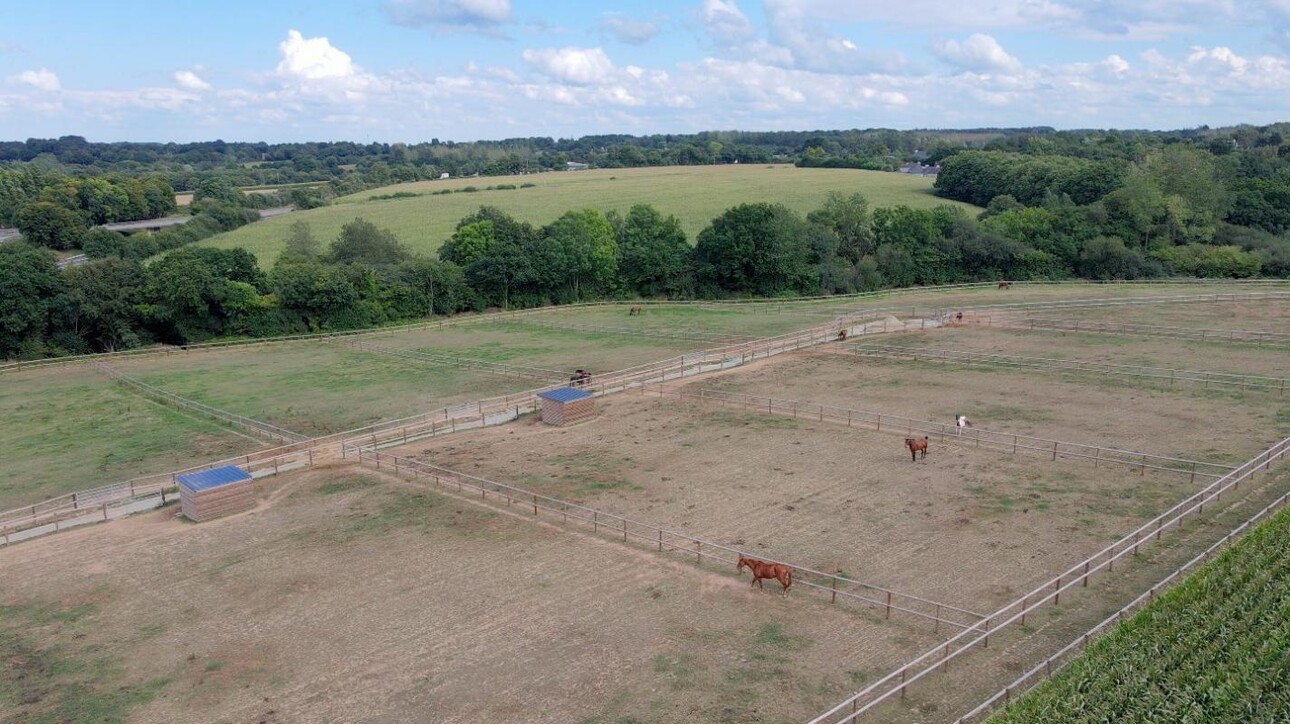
[112,343,538,437]
[197,165,980,265]
[0,368,256,510]
[992,491,1290,723]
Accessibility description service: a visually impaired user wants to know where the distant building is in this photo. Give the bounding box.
[898,162,941,177]
[566,161,589,171]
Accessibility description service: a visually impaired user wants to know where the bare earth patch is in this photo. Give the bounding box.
[397,394,1191,613]
[0,467,938,723]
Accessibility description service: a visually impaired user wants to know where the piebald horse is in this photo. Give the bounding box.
[737,556,793,595]
[905,436,928,462]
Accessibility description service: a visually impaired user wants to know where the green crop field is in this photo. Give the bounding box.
[197,164,979,265]
[991,490,1290,724]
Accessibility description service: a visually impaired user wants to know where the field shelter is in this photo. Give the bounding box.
[178,466,256,521]
[537,386,596,426]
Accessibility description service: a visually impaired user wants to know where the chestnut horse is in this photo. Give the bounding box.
[905,436,928,462]
[628,305,642,316]
[737,556,793,594]
[997,281,1012,289]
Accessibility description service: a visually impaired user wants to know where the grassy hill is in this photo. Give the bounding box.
[197,164,980,265]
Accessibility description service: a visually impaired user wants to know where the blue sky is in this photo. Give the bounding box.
[2,0,1290,143]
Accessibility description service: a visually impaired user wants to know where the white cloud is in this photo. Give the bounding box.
[763,0,905,73]
[173,70,212,91]
[6,68,60,91]
[700,0,757,43]
[522,47,616,85]
[276,30,356,80]
[931,34,1023,74]
[383,0,511,31]
[600,14,660,45]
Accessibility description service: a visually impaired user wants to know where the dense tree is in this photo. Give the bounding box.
[543,209,618,300]
[0,242,68,357]
[807,192,874,262]
[141,247,267,342]
[16,201,85,249]
[609,204,693,297]
[1226,178,1290,234]
[1077,236,1151,280]
[63,258,147,351]
[282,220,321,260]
[327,218,409,266]
[694,203,815,296]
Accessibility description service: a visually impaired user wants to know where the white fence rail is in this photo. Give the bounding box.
[809,435,1290,724]
[93,362,308,443]
[649,384,1233,482]
[837,343,1290,394]
[327,337,570,382]
[350,446,985,633]
[956,451,1290,721]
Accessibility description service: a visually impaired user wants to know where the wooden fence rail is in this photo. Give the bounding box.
[956,458,1290,722]
[649,383,1233,482]
[349,446,985,633]
[327,337,570,382]
[982,317,1290,347]
[837,343,1290,394]
[808,435,1290,724]
[93,362,309,444]
[0,446,320,545]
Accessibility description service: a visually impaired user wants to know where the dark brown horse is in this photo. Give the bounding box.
[737,556,792,594]
[628,305,642,316]
[905,436,928,462]
[997,281,1012,290]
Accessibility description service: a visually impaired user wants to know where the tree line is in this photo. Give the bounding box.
[4,188,1283,360]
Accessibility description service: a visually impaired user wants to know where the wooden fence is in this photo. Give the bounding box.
[348,446,985,634]
[978,316,1290,347]
[5,280,1285,376]
[93,362,309,444]
[0,445,323,546]
[326,337,570,382]
[836,343,1290,394]
[956,444,1290,721]
[645,383,1233,483]
[808,434,1290,724]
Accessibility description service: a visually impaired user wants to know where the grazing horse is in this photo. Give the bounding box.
[836,329,848,342]
[905,436,929,462]
[628,305,642,316]
[997,281,1012,290]
[737,556,793,595]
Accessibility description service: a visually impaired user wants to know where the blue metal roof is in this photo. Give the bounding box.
[537,386,593,403]
[177,465,252,492]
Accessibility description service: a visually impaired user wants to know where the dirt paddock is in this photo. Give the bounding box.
[692,347,1287,466]
[395,394,1191,613]
[0,467,938,724]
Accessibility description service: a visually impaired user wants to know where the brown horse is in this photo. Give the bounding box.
[628,305,642,316]
[905,436,928,462]
[737,556,793,594]
[836,329,848,341]
[997,281,1012,290]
